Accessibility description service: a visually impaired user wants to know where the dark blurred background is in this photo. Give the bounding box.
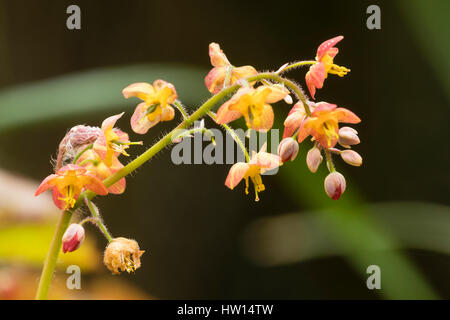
[0,0,448,299]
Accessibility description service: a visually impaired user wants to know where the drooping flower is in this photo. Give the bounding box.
[216,85,289,131]
[76,149,126,194]
[35,164,108,210]
[305,36,350,99]
[277,137,299,163]
[62,224,85,253]
[306,146,323,173]
[122,80,178,134]
[338,126,360,148]
[225,145,282,201]
[340,150,363,166]
[205,43,258,94]
[93,113,142,167]
[297,102,360,149]
[103,237,145,274]
[324,171,346,200]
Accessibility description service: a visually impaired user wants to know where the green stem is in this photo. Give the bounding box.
[208,111,250,162]
[172,100,189,120]
[278,60,317,73]
[85,198,113,242]
[72,144,93,164]
[35,210,72,300]
[325,149,336,172]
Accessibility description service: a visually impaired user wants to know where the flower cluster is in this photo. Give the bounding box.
[34,37,363,291]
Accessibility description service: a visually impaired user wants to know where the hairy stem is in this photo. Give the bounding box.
[35,210,72,300]
[85,198,113,242]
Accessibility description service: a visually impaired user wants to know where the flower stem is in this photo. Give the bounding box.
[72,144,93,164]
[172,100,189,120]
[325,149,336,172]
[35,210,72,300]
[278,60,316,73]
[208,111,250,162]
[85,198,113,242]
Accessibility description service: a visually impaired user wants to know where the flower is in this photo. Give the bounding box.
[205,43,258,94]
[297,102,360,149]
[123,80,178,134]
[103,237,145,274]
[216,85,289,131]
[277,137,299,163]
[340,150,363,166]
[35,164,108,210]
[225,145,282,201]
[305,36,350,99]
[306,146,323,173]
[76,149,126,194]
[324,171,346,200]
[93,113,142,167]
[338,126,360,148]
[62,224,85,253]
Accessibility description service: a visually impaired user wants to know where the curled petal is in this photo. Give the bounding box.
[232,65,258,81]
[305,63,326,99]
[260,85,289,104]
[335,107,361,124]
[101,112,124,132]
[209,42,230,67]
[215,87,251,124]
[225,162,250,190]
[312,102,337,115]
[153,80,178,104]
[205,67,227,94]
[297,118,313,143]
[122,82,154,100]
[83,175,108,196]
[283,109,305,138]
[130,102,158,134]
[35,174,58,196]
[316,36,343,61]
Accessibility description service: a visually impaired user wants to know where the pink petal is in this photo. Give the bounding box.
[305,63,325,99]
[52,188,66,210]
[316,36,343,61]
[335,107,361,124]
[251,152,281,170]
[130,102,159,134]
[209,43,230,67]
[225,162,249,189]
[35,174,58,196]
[205,67,227,94]
[122,82,154,100]
[101,113,124,131]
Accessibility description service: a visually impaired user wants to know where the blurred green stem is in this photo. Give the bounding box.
[35,210,72,300]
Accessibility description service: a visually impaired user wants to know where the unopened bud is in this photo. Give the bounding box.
[103,237,145,275]
[341,150,362,166]
[306,147,323,173]
[277,138,299,162]
[338,126,360,148]
[324,172,346,200]
[284,94,293,104]
[62,224,85,253]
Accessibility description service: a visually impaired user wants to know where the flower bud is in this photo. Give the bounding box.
[277,138,299,163]
[338,126,360,148]
[340,150,362,166]
[103,237,145,274]
[324,172,346,200]
[306,147,323,173]
[62,224,85,253]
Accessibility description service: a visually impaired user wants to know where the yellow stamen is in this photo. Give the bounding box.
[58,185,76,210]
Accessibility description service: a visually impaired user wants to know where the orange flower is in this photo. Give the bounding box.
[35,164,108,210]
[76,149,126,194]
[297,102,360,148]
[225,146,282,201]
[93,113,142,167]
[122,80,178,134]
[216,85,288,131]
[305,36,350,99]
[205,43,258,94]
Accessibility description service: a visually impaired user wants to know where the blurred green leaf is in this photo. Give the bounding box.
[0,223,100,271]
[0,63,208,132]
[398,0,450,102]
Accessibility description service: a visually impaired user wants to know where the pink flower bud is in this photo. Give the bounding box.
[324,172,346,200]
[306,147,323,173]
[338,126,360,148]
[277,138,299,163]
[62,224,85,253]
[340,150,362,166]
